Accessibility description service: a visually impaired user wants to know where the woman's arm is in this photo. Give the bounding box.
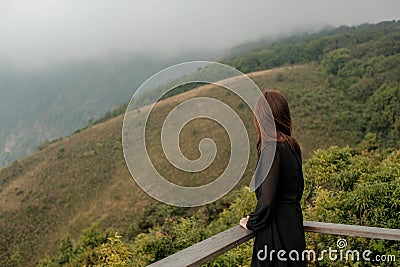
[243,145,281,231]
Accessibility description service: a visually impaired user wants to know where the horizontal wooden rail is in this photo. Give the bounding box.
[148,221,400,267]
[303,221,400,241]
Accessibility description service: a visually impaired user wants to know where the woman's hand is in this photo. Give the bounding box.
[239,216,249,229]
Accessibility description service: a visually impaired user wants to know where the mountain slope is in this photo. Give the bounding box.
[2,61,386,266]
[0,51,218,167]
[0,64,332,266]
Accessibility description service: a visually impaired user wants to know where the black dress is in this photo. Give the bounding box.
[246,142,306,267]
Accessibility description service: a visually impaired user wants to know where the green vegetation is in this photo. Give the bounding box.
[223,21,400,73]
[224,20,400,151]
[302,147,399,266]
[38,147,400,266]
[0,21,399,266]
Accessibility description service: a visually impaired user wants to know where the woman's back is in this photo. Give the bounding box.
[247,142,306,266]
[240,90,306,266]
[270,142,303,204]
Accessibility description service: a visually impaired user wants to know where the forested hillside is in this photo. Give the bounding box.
[224,20,400,151]
[0,21,399,266]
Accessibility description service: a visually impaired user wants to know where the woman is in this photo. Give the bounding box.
[239,90,306,266]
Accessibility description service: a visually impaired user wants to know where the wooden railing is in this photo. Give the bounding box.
[148,221,400,267]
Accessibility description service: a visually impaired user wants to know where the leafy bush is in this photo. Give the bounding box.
[41,147,399,266]
[303,147,400,266]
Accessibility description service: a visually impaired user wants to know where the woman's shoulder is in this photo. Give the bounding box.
[277,141,302,164]
[276,141,301,157]
[261,141,300,158]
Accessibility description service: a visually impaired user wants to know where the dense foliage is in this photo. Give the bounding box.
[223,21,400,73]
[38,147,400,266]
[225,20,400,151]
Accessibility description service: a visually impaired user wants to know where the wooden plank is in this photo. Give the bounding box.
[148,225,254,267]
[148,221,400,267]
[303,221,400,241]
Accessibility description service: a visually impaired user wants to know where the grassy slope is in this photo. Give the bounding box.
[0,64,364,266]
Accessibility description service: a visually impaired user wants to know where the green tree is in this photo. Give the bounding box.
[367,84,400,148]
[322,48,352,75]
[58,235,74,264]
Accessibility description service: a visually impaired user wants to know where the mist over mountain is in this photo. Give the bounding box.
[2,0,399,68]
[0,50,219,167]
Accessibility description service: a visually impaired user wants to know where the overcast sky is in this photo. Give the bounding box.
[1,0,399,68]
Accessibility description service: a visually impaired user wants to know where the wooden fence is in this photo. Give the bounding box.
[148,220,400,267]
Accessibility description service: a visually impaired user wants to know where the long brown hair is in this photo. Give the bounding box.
[254,90,300,156]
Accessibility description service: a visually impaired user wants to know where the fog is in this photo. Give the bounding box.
[1,0,399,68]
